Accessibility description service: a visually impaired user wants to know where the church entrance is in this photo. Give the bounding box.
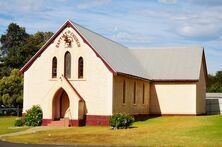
[52,88,70,120]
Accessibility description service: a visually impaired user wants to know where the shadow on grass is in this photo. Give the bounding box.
[134,115,161,123]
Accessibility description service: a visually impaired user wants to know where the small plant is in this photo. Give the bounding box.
[24,105,43,126]
[109,113,134,129]
[14,117,22,127]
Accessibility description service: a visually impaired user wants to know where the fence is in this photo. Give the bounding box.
[206,93,222,115]
[0,106,22,117]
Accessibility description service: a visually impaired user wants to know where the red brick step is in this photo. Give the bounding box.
[47,118,69,127]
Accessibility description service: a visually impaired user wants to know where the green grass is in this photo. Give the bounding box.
[3,115,222,146]
[0,117,28,135]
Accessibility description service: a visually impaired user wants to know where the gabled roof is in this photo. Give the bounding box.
[71,21,149,79]
[20,20,207,81]
[130,46,206,81]
[20,20,149,79]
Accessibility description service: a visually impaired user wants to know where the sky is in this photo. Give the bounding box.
[0,0,222,74]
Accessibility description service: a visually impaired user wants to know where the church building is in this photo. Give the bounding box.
[20,20,208,126]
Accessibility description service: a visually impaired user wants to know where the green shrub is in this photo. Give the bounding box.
[24,105,43,126]
[14,117,22,127]
[109,113,134,129]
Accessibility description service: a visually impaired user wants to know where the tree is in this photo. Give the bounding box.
[0,69,23,107]
[0,23,29,69]
[0,23,53,107]
[20,31,53,65]
[0,23,53,78]
[207,71,222,92]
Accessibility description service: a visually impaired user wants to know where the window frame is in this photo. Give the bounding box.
[64,51,71,79]
[52,57,57,78]
[123,80,126,104]
[78,57,84,79]
[133,81,136,104]
[142,83,145,104]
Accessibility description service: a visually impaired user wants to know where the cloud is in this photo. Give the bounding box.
[77,0,111,9]
[168,6,222,41]
[158,0,177,4]
[176,24,222,40]
[188,0,222,6]
[0,0,46,14]
[111,32,156,44]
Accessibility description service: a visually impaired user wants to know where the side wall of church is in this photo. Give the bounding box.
[150,82,197,115]
[196,58,207,114]
[112,75,150,116]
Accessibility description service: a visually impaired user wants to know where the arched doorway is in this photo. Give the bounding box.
[52,88,70,120]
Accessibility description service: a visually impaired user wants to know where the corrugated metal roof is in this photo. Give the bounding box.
[72,21,204,81]
[72,21,150,79]
[129,46,204,80]
[21,20,205,81]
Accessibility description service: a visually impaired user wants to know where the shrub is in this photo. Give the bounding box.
[109,113,134,129]
[24,105,43,126]
[14,117,22,127]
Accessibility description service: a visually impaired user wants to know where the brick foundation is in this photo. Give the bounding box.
[85,115,110,126]
[42,119,53,126]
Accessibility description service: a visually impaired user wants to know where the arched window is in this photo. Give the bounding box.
[78,57,84,78]
[64,52,71,78]
[52,57,57,78]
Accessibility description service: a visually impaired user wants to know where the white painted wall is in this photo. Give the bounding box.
[150,82,197,114]
[23,27,113,120]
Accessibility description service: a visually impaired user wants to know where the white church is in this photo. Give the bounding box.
[20,20,207,126]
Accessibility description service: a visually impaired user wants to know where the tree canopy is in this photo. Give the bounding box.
[0,23,53,107]
[207,71,222,92]
[0,69,23,107]
[0,23,53,77]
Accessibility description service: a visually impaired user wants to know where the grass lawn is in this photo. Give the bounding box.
[3,115,222,146]
[0,117,28,135]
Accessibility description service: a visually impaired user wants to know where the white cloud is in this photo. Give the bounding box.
[0,0,46,14]
[111,32,156,43]
[77,0,111,9]
[158,0,177,4]
[188,0,222,6]
[177,24,222,40]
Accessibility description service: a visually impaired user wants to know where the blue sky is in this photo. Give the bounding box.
[0,0,222,74]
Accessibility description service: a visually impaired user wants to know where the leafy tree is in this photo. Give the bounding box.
[0,69,23,107]
[20,31,53,65]
[0,23,53,107]
[0,23,53,78]
[207,71,222,92]
[0,23,29,69]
